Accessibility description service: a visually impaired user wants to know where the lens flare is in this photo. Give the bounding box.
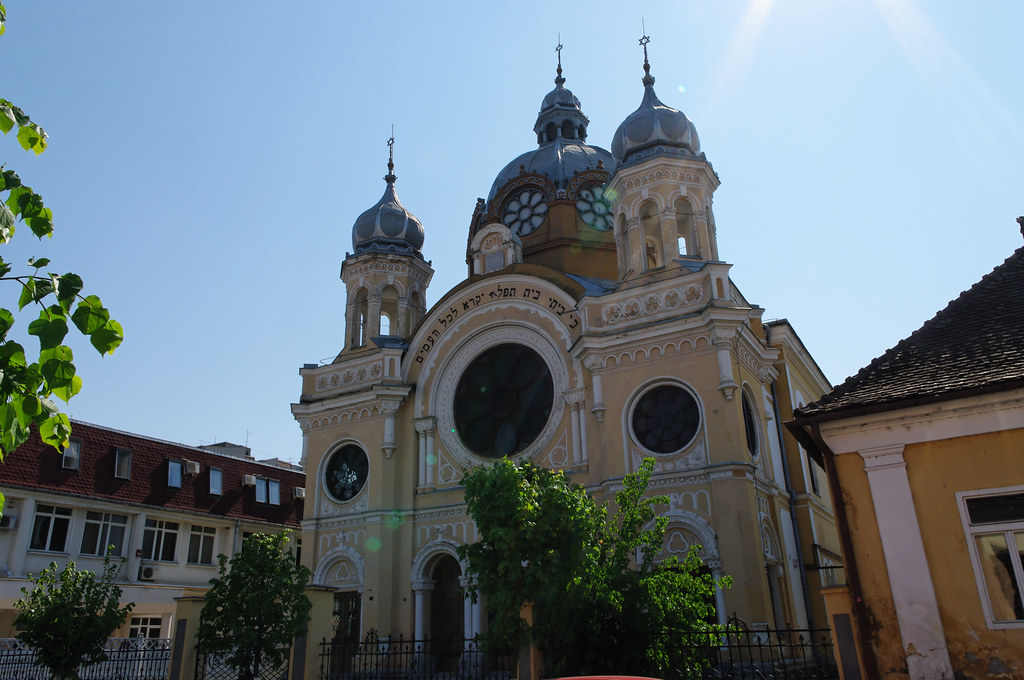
[366,536,382,552]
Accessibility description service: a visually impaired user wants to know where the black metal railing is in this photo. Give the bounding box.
[318,630,515,680]
[660,616,838,680]
[195,647,290,680]
[0,637,172,680]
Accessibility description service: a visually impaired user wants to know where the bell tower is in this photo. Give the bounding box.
[341,138,433,352]
[607,36,721,284]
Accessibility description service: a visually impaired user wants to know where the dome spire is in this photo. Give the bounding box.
[385,126,396,183]
[555,36,565,86]
[639,24,654,87]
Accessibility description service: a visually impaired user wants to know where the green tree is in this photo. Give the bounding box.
[459,458,729,678]
[0,5,123,472]
[198,531,312,680]
[15,556,134,680]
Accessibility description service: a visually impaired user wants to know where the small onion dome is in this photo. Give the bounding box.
[611,61,700,166]
[351,166,425,257]
[487,65,613,202]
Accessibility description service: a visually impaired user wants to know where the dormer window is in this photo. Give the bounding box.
[209,468,222,496]
[114,448,131,480]
[167,460,183,489]
[62,440,81,471]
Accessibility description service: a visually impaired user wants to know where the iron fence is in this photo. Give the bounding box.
[0,637,171,680]
[195,647,290,680]
[660,616,838,680]
[318,630,515,680]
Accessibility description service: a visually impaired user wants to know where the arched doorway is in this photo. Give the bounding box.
[429,555,464,671]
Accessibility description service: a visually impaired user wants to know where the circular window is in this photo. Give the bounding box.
[323,444,369,502]
[631,384,701,454]
[453,343,554,458]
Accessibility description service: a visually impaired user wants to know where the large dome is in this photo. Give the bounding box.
[487,67,613,202]
[352,164,425,257]
[611,61,700,166]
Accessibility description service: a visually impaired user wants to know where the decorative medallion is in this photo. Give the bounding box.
[323,444,369,502]
[631,384,701,454]
[453,343,554,458]
[501,188,548,236]
[575,184,613,231]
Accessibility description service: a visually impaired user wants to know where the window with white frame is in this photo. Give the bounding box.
[142,519,179,562]
[129,616,162,639]
[30,504,72,552]
[959,487,1024,627]
[255,478,280,505]
[114,448,131,480]
[80,511,128,557]
[209,468,222,496]
[167,460,182,488]
[62,440,81,471]
[187,525,216,565]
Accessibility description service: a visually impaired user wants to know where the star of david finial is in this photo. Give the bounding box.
[385,127,396,182]
[639,21,654,85]
[555,36,565,85]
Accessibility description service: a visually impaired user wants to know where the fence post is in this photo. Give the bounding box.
[168,591,207,680]
[298,585,337,680]
[517,602,543,680]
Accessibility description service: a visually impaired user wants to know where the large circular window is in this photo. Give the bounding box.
[323,444,369,502]
[631,384,701,454]
[453,343,554,458]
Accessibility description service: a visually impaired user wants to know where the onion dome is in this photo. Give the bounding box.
[487,55,614,202]
[611,39,700,166]
[352,140,425,258]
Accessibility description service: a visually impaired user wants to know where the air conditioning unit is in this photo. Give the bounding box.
[294,487,306,500]
[0,514,16,530]
[139,565,158,581]
[242,474,257,487]
[184,459,201,476]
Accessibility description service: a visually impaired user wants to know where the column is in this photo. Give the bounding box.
[416,429,427,488]
[368,297,382,338]
[415,418,436,487]
[565,391,583,466]
[380,399,400,458]
[412,579,434,641]
[583,356,606,422]
[712,328,737,400]
[459,576,473,643]
[712,566,728,626]
[860,445,953,680]
[8,497,35,576]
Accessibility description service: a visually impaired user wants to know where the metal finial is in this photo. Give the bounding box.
[555,36,565,85]
[385,127,396,183]
[639,21,654,86]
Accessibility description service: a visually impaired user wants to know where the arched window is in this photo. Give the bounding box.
[741,390,760,460]
[380,286,399,337]
[675,197,696,257]
[640,200,661,270]
[353,288,369,347]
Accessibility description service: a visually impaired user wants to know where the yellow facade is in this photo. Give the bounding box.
[293,59,838,649]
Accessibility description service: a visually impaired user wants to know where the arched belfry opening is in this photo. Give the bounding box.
[380,285,399,336]
[640,200,662,271]
[675,197,697,258]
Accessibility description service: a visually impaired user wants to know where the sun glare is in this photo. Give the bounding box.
[706,0,775,121]
[873,0,1024,183]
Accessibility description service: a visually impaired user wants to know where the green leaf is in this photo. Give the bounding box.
[17,123,47,155]
[89,319,123,355]
[27,257,49,268]
[0,168,20,191]
[71,296,109,334]
[5,185,28,216]
[49,373,81,403]
[0,204,13,243]
[0,108,13,135]
[28,309,69,350]
[55,273,83,313]
[0,309,13,340]
[17,278,34,310]
[38,412,71,451]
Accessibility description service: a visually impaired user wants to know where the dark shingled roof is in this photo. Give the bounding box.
[797,244,1024,418]
[0,420,304,527]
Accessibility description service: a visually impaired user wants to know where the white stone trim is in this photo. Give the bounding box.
[858,444,954,679]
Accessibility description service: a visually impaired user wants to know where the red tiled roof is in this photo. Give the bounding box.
[0,420,304,527]
[797,244,1024,418]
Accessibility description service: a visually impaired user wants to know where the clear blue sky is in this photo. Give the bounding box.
[3,1,1022,462]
